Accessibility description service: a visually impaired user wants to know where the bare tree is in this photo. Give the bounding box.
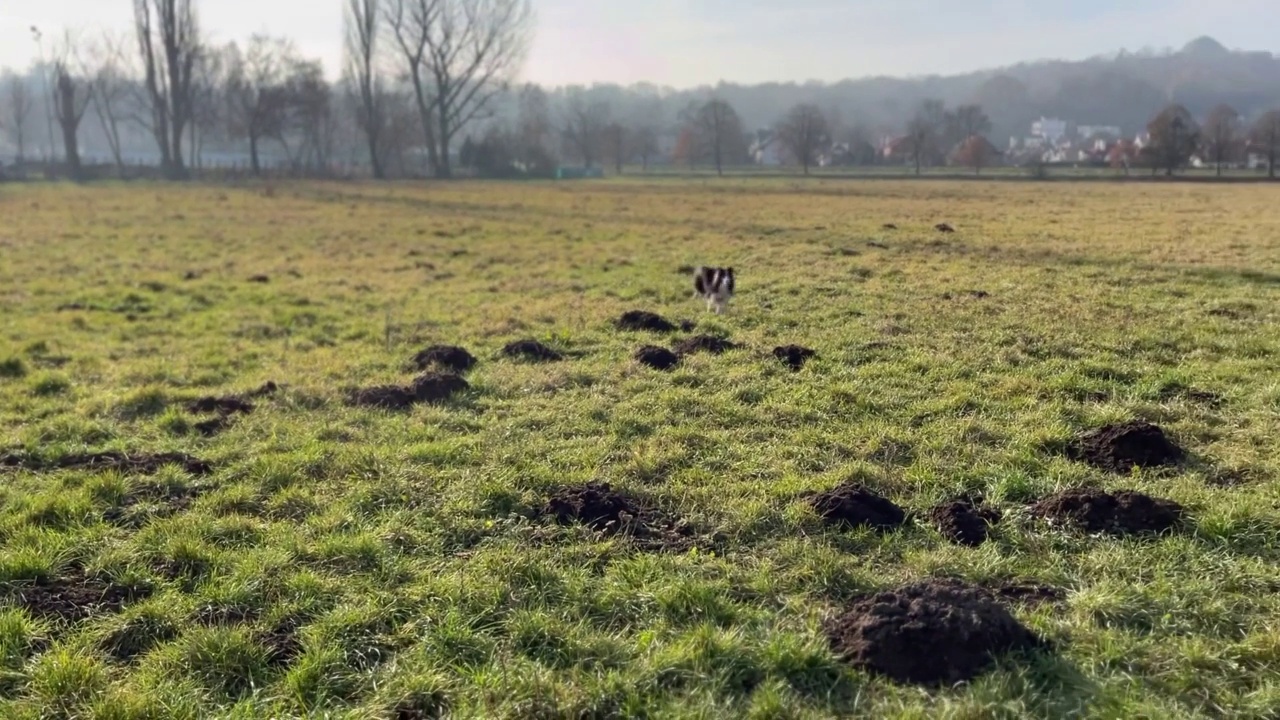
[603,122,628,174]
[1250,110,1280,180]
[344,0,386,178]
[691,98,746,176]
[386,0,441,176]
[1201,104,1240,177]
[425,0,532,179]
[777,103,829,175]
[631,124,659,172]
[946,104,991,149]
[1146,104,1199,177]
[3,75,32,162]
[225,36,295,175]
[187,42,229,169]
[286,60,334,173]
[133,0,201,179]
[904,99,945,176]
[86,33,133,171]
[562,91,608,168]
[514,83,554,173]
[51,59,93,180]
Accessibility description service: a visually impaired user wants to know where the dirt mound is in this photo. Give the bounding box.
[188,396,255,415]
[412,345,477,373]
[774,345,816,371]
[1030,488,1185,536]
[809,482,905,532]
[410,372,470,403]
[635,345,680,371]
[673,335,737,356]
[824,578,1043,685]
[542,482,695,551]
[0,451,211,476]
[4,572,153,623]
[929,497,1001,547]
[194,416,233,437]
[882,223,898,230]
[1066,421,1184,473]
[617,310,676,333]
[502,339,563,362]
[347,385,418,410]
[935,223,956,233]
[943,290,991,300]
[679,320,697,332]
[103,480,208,527]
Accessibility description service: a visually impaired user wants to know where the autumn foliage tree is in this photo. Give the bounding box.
[951,134,1000,174]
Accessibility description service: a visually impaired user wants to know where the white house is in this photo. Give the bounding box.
[1031,117,1069,144]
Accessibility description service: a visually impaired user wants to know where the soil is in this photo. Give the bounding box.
[542,482,696,551]
[943,290,991,300]
[188,396,255,416]
[248,274,270,283]
[411,345,477,373]
[774,345,816,371]
[809,482,906,532]
[617,310,677,333]
[935,223,956,233]
[1030,488,1185,536]
[929,497,1002,547]
[679,320,697,332]
[635,345,680,371]
[502,339,563,362]
[676,265,696,275]
[882,223,898,230]
[0,451,211,476]
[104,481,207,527]
[988,580,1066,608]
[3,572,153,623]
[347,385,420,410]
[410,372,470,403]
[867,241,890,249]
[673,335,737,356]
[1066,421,1185,473]
[182,271,201,281]
[194,416,233,437]
[261,616,305,668]
[823,578,1044,685]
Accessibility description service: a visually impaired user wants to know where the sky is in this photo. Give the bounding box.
[1,0,1278,88]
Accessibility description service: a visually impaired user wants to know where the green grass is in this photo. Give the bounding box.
[1,177,1279,718]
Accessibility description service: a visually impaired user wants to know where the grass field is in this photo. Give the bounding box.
[1,177,1279,719]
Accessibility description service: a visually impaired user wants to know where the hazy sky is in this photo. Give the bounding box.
[2,0,1278,87]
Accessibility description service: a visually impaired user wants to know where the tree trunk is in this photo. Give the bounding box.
[366,130,384,179]
[250,134,261,176]
[60,120,83,182]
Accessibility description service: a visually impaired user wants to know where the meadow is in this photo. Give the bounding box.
[1,177,1279,718]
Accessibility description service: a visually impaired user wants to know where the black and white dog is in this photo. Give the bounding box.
[693,266,735,314]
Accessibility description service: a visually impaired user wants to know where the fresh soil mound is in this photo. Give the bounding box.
[187,381,279,417]
[824,578,1043,685]
[410,372,470,403]
[935,223,956,233]
[260,616,305,668]
[4,573,152,622]
[412,345,477,373]
[943,290,991,300]
[248,274,270,283]
[635,345,680,371]
[0,451,211,476]
[502,339,563,362]
[1030,488,1184,536]
[809,482,905,532]
[774,345,816,371]
[673,335,737,356]
[617,310,676,333]
[679,320,697,332]
[347,385,418,410]
[188,396,255,416]
[194,416,232,438]
[882,223,898,230]
[929,497,1001,547]
[1066,421,1184,473]
[542,482,695,551]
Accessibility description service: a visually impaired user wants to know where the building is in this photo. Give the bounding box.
[1031,117,1069,144]
[1078,125,1122,140]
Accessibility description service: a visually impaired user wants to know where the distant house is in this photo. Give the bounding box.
[1031,117,1069,144]
[949,135,1004,169]
[1077,125,1122,140]
[749,129,784,166]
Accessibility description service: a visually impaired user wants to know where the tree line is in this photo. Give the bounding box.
[3,5,1280,181]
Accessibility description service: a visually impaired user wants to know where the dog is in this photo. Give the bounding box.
[693,266,735,314]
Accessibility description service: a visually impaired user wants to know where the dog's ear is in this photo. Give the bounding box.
[726,267,734,277]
